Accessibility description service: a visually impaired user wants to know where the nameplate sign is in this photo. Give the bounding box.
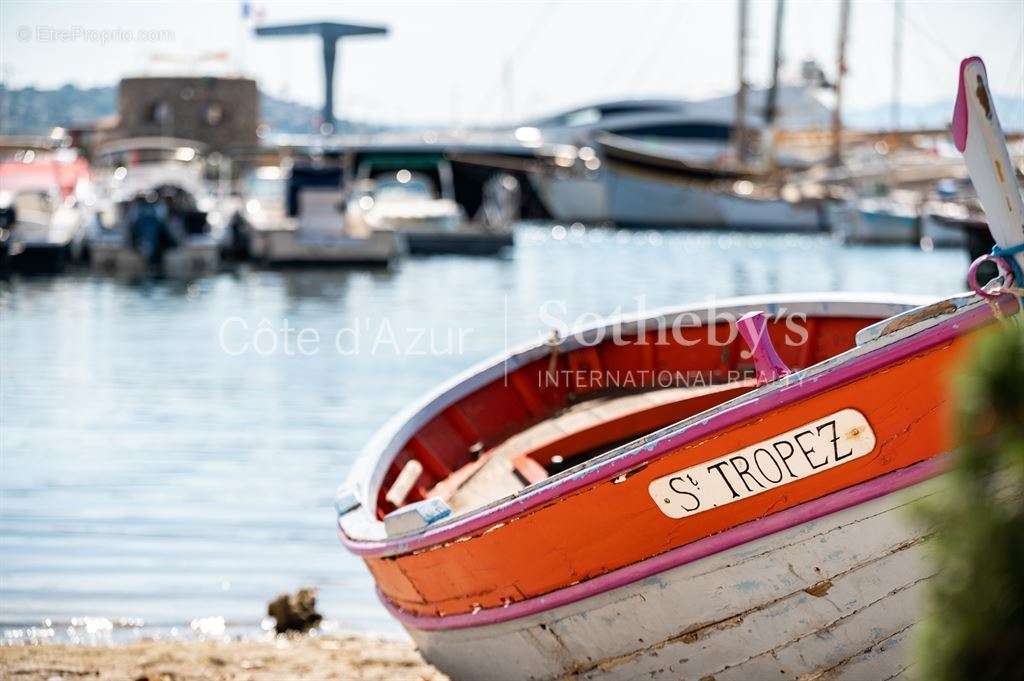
[649,409,876,519]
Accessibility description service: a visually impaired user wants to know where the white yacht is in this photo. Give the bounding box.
[522,87,834,231]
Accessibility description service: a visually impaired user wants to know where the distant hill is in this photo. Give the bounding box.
[260,93,323,135]
[0,83,331,136]
[0,84,118,134]
[845,95,1024,131]
[1,82,1021,136]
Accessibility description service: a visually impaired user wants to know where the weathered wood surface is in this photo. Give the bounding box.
[408,476,939,681]
[441,383,755,515]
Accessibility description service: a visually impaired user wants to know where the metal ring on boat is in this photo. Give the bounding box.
[967,253,1014,299]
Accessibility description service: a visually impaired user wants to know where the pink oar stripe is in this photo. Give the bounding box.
[952,56,983,153]
[382,456,946,631]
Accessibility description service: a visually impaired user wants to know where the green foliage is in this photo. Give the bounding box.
[917,324,1024,681]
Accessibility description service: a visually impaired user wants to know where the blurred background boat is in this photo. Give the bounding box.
[0,145,91,275]
[595,132,828,231]
[241,160,405,267]
[2,59,1020,277]
[918,179,975,250]
[838,189,920,245]
[521,84,837,231]
[84,138,227,278]
[345,153,515,256]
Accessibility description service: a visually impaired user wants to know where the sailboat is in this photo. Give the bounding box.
[337,57,1022,680]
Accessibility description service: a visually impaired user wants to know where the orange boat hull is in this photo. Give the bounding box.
[364,328,967,617]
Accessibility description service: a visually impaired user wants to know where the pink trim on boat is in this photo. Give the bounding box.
[382,457,946,631]
[953,56,983,152]
[341,295,1013,558]
[737,311,792,384]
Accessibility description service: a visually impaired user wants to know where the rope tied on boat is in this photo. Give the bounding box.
[968,242,1024,323]
[992,242,1024,287]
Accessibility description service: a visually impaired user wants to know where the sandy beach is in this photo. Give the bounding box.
[0,634,448,681]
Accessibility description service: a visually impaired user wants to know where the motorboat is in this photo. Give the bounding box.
[0,149,91,275]
[345,155,514,256]
[335,58,1023,680]
[917,180,979,250]
[833,190,974,250]
[237,163,289,258]
[920,200,974,250]
[836,191,921,245]
[244,163,404,268]
[85,138,226,278]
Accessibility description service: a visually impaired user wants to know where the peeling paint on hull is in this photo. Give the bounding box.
[406,475,940,681]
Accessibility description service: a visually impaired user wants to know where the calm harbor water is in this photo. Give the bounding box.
[0,223,970,642]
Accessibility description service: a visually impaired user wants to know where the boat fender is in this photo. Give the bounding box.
[384,498,452,537]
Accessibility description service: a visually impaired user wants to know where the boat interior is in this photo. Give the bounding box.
[373,309,893,521]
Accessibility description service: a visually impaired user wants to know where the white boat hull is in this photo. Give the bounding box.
[603,168,824,232]
[531,166,825,232]
[529,172,609,224]
[89,236,220,278]
[404,473,937,681]
[257,227,404,266]
[919,214,968,249]
[836,204,919,245]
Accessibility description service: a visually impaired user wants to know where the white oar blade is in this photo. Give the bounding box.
[952,56,1024,274]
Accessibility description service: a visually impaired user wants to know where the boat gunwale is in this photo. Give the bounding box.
[338,291,1010,557]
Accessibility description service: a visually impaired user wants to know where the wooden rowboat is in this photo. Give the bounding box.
[337,58,1023,680]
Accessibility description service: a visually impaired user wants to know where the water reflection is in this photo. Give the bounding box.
[275,268,387,303]
[0,223,970,639]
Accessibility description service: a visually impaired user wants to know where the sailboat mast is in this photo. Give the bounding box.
[831,0,851,166]
[765,0,785,126]
[891,0,903,130]
[735,0,750,163]
[764,0,786,170]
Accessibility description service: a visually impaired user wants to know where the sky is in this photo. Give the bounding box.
[2,0,1022,126]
